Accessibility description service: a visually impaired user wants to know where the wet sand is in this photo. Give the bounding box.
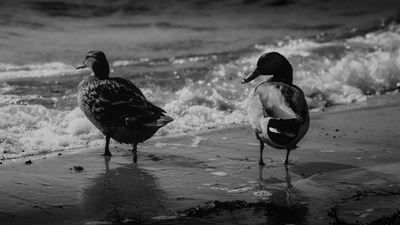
[1,92,400,225]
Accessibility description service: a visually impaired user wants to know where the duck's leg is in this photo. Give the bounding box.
[104,135,112,156]
[284,148,291,165]
[133,143,138,163]
[258,139,265,166]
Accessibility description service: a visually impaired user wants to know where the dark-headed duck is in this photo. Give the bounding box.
[242,52,309,166]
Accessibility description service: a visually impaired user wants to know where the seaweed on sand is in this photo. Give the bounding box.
[185,199,309,224]
[328,207,400,225]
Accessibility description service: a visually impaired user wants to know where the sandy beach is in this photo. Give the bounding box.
[0,92,399,225]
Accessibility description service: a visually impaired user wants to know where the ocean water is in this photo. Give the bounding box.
[1,0,400,158]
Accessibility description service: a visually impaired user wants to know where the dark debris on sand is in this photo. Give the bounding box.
[96,200,308,225]
[70,166,84,172]
[185,200,270,217]
[329,207,400,225]
[185,200,400,225]
[79,199,400,225]
[185,199,308,224]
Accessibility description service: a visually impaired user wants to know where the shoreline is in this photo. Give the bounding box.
[2,90,399,163]
[1,91,400,224]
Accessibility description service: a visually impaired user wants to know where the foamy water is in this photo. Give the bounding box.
[1,0,400,158]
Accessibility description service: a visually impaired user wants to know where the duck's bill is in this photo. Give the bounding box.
[241,67,261,84]
[76,64,87,69]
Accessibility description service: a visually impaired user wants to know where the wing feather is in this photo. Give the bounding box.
[254,82,307,122]
[89,78,167,127]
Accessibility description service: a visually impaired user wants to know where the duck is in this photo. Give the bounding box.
[76,50,173,163]
[241,52,309,166]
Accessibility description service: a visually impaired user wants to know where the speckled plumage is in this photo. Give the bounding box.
[242,52,309,166]
[77,50,173,162]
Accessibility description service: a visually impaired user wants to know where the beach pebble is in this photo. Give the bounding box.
[212,172,227,176]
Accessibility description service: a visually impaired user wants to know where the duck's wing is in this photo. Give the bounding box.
[92,77,170,127]
[254,82,308,122]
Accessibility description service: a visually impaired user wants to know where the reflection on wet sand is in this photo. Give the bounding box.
[82,155,175,224]
[103,155,111,172]
[258,165,309,224]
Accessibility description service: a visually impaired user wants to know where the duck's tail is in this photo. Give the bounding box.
[144,115,174,127]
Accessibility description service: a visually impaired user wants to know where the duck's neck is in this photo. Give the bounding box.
[270,73,293,84]
[276,59,293,84]
[92,62,110,79]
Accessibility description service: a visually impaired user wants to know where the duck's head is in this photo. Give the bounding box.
[241,52,293,84]
[76,50,110,79]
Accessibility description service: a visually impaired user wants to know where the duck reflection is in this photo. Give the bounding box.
[103,155,111,172]
[81,157,172,223]
[258,166,309,224]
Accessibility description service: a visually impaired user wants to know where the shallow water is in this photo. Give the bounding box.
[1,0,400,157]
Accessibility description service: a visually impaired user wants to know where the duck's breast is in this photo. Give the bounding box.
[77,76,117,133]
